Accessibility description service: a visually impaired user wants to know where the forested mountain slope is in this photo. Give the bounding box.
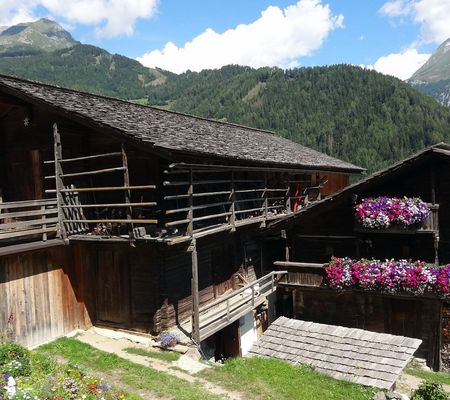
[147,65,450,172]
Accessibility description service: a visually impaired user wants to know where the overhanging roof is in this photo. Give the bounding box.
[0,74,363,173]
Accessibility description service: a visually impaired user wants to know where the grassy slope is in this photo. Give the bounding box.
[200,357,375,400]
[406,365,450,386]
[37,338,220,400]
[36,338,378,400]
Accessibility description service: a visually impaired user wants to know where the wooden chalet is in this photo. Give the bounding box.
[270,143,450,369]
[0,74,363,357]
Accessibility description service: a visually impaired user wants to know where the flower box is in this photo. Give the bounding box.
[354,197,438,233]
[325,257,450,296]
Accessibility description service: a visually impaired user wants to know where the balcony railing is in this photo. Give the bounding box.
[195,271,287,341]
[163,164,321,238]
[0,198,58,243]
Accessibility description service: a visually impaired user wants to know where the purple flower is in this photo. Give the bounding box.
[355,197,430,229]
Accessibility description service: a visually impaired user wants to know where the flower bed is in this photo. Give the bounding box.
[355,196,430,229]
[0,341,125,400]
[325,257,450,296]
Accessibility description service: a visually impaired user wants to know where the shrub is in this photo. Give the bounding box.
[411,381,449,400]
[0,342,31,377]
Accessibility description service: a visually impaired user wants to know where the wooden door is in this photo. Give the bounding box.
[214,321,241,360]
[4,149,43,201]
[96,250,130,326]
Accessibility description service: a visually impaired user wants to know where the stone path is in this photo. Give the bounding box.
[75,327,243,400]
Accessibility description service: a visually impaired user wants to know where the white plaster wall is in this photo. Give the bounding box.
[239,311,257,356]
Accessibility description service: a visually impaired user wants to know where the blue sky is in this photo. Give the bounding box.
[2,1,449,79]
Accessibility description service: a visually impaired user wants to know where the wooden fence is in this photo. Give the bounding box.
[0,198,58,242]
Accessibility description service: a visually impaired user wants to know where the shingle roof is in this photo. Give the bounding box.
[249,316,421,390]
[0,74,363,173]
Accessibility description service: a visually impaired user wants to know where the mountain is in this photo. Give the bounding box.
[146,64,450,172]
[409,39,450,106]
[1,19,450,173]
[0,19,167,99]
[0,18,77,56]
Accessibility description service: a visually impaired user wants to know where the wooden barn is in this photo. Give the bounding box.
[0,74,362,357]
[270,143,450,369]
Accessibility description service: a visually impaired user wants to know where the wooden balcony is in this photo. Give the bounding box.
[163,164,322,240]
[0,198,58,245]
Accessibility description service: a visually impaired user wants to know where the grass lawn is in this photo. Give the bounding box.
[124,346,181,362]
[33,338,379,400]
[200,357,375,400]
[406,364,450,386]
[37,338,221,400]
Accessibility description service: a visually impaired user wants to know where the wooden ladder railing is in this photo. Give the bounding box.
[44,123,158,240]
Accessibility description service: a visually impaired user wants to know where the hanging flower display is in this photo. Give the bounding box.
[325,257,449,296]
[355,196,430,229]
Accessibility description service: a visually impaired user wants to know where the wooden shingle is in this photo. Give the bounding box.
[249,316,422,390]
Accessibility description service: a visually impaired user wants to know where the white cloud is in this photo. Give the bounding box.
[372,48,430,80]
[379,0,411,17]
[137,0,344,73]
[0,0,158,38]
[380,0,450,44]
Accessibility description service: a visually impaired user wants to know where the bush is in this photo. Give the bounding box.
[0,342,31,377]
[411,381,449,400]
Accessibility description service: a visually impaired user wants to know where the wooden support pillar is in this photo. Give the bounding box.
[437,301,443,371]
[281,229,290,262]
[187,168,194,236]
[431,164,439,265]
[229,171,236,231]
[262,171,268,227]
[190,237,200,343]
[53,123,68,242]
[121,144,135,242]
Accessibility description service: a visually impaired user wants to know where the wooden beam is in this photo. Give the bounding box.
[273,261,327,269]
[63,219,157,224]
[53,123,68,242]
[190,238,200,343]
[45,166,126,179]
[61,202,156,208]
[43,152,122,164]
[46,185,156,193]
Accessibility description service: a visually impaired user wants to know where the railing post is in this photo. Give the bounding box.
[187,168,194,236]
[121,144,135,242]
[53,123,68,242]
[285,180,292,214]
[251,285,255,306]
[262,171,268,227]
[190,237,200,343]
[41,204,47,242]
[229,171,236,231]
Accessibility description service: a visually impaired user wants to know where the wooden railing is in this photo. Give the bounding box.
[197,271,287,341]
[44,124,158,240]
[0,198,58,242]
[163,165,318,237]
[274,261,327,287]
